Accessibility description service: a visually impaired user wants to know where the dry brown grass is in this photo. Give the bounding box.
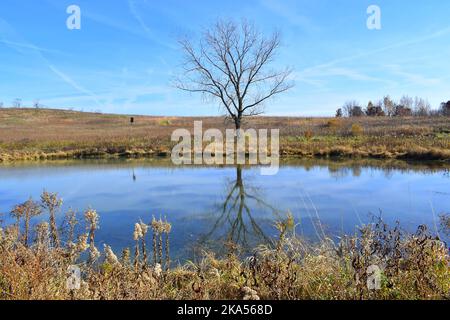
[0,192,449,300]
[0,108,449,162]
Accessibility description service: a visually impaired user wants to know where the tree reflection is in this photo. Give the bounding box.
[200,165,280,252]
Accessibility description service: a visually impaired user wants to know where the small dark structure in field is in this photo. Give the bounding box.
[130,117,134,125]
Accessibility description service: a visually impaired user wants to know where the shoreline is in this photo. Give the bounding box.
[1,145,449,163]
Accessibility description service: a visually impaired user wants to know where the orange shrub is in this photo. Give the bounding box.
[351,123,364,136]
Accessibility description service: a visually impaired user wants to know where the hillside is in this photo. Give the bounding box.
[0,108,449,162]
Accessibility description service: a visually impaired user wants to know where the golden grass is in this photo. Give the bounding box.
[0,108,449,162]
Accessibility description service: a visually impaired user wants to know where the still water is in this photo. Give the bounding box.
[0,158,449,261]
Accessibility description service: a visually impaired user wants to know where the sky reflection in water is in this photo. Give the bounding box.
[0,159,449,262]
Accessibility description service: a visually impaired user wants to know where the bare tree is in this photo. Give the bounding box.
[176,20,294,130]
[12,98,22,108]
[383,95,395,117]
[33,99,41,109]
[413,97,431,117]
[399,95,413,110]
[342,100,362,117]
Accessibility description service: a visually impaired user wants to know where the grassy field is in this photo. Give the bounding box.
[0,108,449,162]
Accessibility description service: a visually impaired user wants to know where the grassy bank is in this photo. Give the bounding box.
[1,108,449,162]
[0,191,449,300]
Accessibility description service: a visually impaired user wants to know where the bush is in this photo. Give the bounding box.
[366,105,385,117]
[326,119,343,134]
[159,119,171,126]
[440,101,450,116]
[327,118,343,129]
[351,123,364,136]
[394,105,413,117]
[304,129,313,140]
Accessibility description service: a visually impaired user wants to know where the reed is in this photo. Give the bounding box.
[40,191,62,248]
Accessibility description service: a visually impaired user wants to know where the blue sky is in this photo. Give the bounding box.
[1,0,450,116]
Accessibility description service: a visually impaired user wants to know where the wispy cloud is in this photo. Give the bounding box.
[294,67,395,88]
[301,26,450,73]
[0,17,104,108]
[292,26,450,91]
[384,64,440,86]
[47,65,104,108]
[0,39,65,55]
[260,0,318,32]
[127,0,177,49]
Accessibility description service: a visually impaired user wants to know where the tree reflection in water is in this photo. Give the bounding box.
[199,165,282,254]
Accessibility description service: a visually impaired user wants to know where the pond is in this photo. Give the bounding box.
[0,158,449,262]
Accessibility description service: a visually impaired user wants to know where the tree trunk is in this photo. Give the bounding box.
[235,118,241,130]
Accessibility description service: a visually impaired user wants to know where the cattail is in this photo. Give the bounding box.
[154,263,162,277]
[10,203,25,242]
[121,248,130,266]
[158,226,163,265]
[104,244,119,265]
[40,191,63,248]
[66,208,78,246]
[134,243,140,271]
[133,223,142,271]
[139,221,149,264]
[4,226,19,245]
[163,219,172,271]
[151,217,165,265]
[140,221,149,235]
[89,244,100,263]
[149,217,172,270]
[76,233,89,252]
[133,223,143,241]
[85,209,99,265]
[85,209,99,245]
[34,222,49,251]
[151,217,159,265]
[85,209,99,243]
[67,233,88,262]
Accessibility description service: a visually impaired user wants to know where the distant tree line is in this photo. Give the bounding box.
[336,95,450,118]
[441,100,450,116]
[0,98,44,109]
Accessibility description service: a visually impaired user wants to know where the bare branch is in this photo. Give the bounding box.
[176,20,294,129]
